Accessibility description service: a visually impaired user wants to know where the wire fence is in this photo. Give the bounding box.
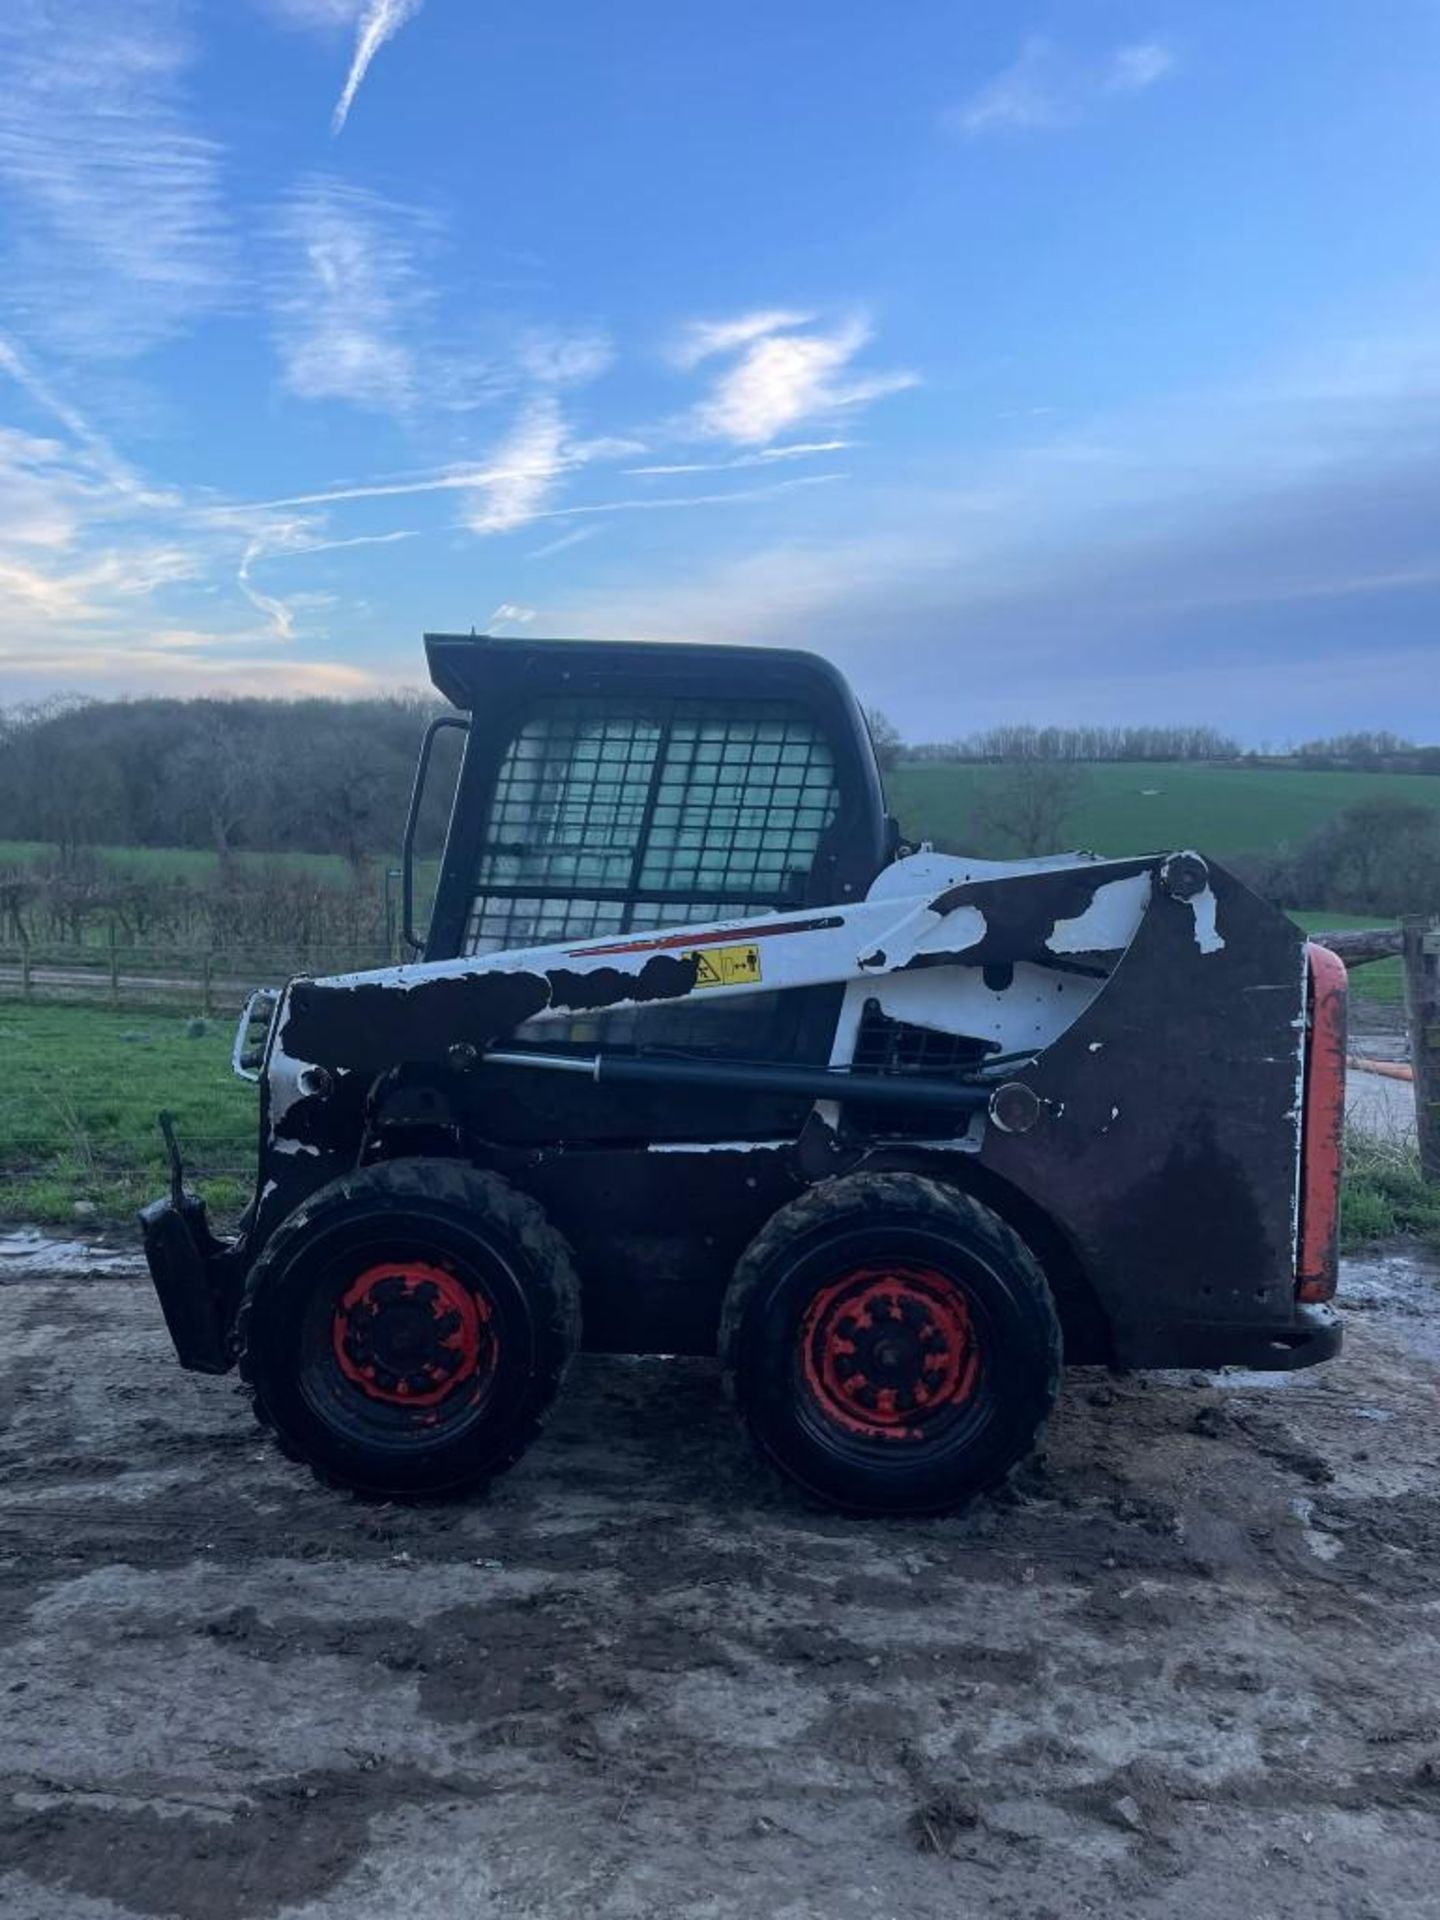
[0,941,398,1013]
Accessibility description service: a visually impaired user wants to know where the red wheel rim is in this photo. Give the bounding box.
[332,1261,495,1407]
[799,1264,980,1443]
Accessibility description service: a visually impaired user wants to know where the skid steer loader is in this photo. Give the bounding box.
[141,634,1347,1515]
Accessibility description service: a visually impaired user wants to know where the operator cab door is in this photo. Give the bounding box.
[421,638,890,1145]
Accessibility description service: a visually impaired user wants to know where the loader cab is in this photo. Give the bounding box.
[408,634,893,964]
[400,634,894,1140]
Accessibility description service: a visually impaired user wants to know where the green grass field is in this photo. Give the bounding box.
[1,989,1429,1247]
[888,761,1440,860]
[0,1002,255,1226]
[1290,911,1402,1006]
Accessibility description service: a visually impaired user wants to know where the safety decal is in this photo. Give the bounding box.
[689,943,762,988]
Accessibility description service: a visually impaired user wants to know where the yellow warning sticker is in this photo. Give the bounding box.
[689,943,762,988]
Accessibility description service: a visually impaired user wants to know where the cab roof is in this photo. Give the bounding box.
[423,632,860,713]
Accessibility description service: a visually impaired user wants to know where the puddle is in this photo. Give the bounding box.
[1337,1248,1440,1365]
[0,1229,147,1283]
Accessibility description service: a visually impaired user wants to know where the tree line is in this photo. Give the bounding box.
[1,698,1435,949]
[895,723,1440,769]
[1233,799,1440,919]
[1290,732,1440,773]
[0,693,455,865]
[903,723,1242,763]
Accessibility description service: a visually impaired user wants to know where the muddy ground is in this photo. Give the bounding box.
[1,1232,1438,1920]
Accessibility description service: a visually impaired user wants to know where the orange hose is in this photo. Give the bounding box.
[1347,1056,1414,1083]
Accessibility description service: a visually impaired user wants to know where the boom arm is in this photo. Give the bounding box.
[264,848,1228,1094]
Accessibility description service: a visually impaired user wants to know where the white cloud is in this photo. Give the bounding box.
[203,464,502,515]
[515,471,847,526]
[257,1,364,25]
[235,517,419,639]
[269,178,431,413]
[0,1,230,358]
[952,36,1067,136]
[0,428,90,551]
[333,0,425,132]
[0,636,382,697]
[952,35,1178,138]
[0,335,177,507]
[0,543,202,626]
[488,602,538,628]
[526,525,601,561]
[463,398,571,535]
[256,1,427,132]
[625,441,850,476]
[0,335,421,671]
[1106,41,1178,93]
[671,310,816,371]
[518,330,615,388]
[686,315,914,446]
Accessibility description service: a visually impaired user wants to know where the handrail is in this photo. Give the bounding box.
[401,715,469,955]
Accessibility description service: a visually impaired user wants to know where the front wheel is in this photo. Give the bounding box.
[720,1173,1061,1516]
[238,1160,580,1497]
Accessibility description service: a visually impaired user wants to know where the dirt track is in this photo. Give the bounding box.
[1,1232,1438,1920]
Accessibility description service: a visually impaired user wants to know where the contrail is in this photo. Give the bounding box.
[332,0,425,135]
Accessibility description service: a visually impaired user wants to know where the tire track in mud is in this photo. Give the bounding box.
[0,1237,1438,1919]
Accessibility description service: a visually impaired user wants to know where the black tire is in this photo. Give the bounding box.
[237,1159,580,1498]
[720,1172,1061,1516]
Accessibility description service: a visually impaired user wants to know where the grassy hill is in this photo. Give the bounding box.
[887,761,1440,859]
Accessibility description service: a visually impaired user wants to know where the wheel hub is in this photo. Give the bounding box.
[332,1261,493,1407]
[799,1264,979,1442]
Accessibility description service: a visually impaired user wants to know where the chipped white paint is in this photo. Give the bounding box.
[269,850,1167,1136]
[833,962,1105,1059]
[1046,873,1150,956]
[264,1031,315,1128]
[295,852,1137,1015]
[1188,886,1226,955]
[647,1139,789,1155]
[864,848,1106,900]
[1289,943,1312,1252]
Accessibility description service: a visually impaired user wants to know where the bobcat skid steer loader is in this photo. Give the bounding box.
[141,634,1346,1514]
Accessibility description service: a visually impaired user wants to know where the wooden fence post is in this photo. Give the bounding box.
[202,953,214,1018]
[108,925,119,1006]
[1402,913,1440,1185]
[20,947,30,999]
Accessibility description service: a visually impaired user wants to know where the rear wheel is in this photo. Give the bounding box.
[720,1173,1061,1515]
[238,1160,579,1497]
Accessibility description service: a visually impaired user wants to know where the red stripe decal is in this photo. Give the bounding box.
[1297,941,1347,1303]
[565,915,844,959]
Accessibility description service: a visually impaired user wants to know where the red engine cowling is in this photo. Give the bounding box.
[1297,942,1348,1303]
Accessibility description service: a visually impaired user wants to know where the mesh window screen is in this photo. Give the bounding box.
[465,697,840,954]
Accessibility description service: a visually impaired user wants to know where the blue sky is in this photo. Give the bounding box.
[1,1,1438,739]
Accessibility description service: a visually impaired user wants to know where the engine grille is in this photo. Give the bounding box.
[845,1001,992,1137]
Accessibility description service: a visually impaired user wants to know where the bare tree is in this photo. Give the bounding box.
[864,708,904,773]
[973,762,1088,857]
